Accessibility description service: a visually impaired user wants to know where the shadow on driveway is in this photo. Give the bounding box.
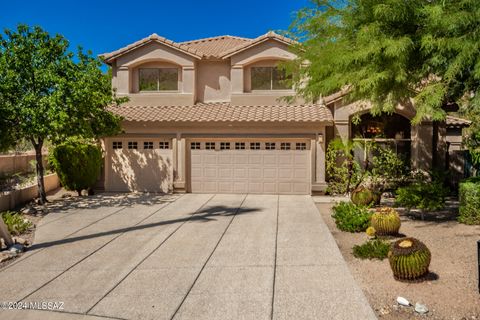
[28,205,260,252]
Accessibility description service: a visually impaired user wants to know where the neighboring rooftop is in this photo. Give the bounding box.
[109,103,333,124]
[101,31,296,62]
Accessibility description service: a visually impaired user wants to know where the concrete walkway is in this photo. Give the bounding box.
[0,194,376,320]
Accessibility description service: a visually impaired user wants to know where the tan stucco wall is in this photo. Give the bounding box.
[196,60,231,102]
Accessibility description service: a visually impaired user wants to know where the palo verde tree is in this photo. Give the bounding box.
[287,0,480,129]
[0,25,125,204]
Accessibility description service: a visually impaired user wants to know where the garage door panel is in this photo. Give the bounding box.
[234,168,247,178]
[218,181,233,193]
[190,142,311,195]
[249,168,262,178]
[218,168,233,178]
[204,154,218,165]
[279,168,293,179]
[234,154,248,164]
[204,168,218,178]
[263,154,277,166]
[278,154,293,165]
[263,168,277,179]
[249,154,262,164]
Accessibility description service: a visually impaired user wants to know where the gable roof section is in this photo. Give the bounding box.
[101,31,297,63]
[101,34,203,63]
[109,103,333,124]
[179,35,252,59]
[220,31,298,58]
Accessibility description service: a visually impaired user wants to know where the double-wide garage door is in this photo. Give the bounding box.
[190,140,311,194]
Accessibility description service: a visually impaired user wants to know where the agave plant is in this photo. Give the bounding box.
[388,237,431,281]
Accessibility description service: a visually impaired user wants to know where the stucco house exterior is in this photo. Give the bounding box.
[99,31,470,195]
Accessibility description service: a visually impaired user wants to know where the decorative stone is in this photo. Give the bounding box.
[21,206,37,215]
[415,302,428,314]
[9,243,24,254]
[396,296,410,306]
[0,251,14,263]
[13,237,28,245]
[0,238,6,250]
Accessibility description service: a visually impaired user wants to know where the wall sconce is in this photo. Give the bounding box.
[317,133,324,143]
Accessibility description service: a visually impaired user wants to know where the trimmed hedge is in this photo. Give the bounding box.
[49,140,103,195]
[458,177,480,225]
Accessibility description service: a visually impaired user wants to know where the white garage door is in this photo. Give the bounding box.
[190,140,311,194]
[106,138,173,193]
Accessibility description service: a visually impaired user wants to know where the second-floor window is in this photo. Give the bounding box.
[139,68,178,91]
[251,66,291,90]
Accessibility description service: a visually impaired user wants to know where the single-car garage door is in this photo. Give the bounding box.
[106,138,173,193]
[190,140,311,194]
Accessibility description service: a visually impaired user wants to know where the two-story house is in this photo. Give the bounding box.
[100,31,470,194]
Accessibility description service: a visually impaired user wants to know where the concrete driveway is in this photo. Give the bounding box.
[0,194,376,320]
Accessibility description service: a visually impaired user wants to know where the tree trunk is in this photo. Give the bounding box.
[0,217,13,247]
[33,139,47,204]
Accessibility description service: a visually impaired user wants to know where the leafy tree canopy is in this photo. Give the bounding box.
[287,0,480,125]
[0,24,126,202]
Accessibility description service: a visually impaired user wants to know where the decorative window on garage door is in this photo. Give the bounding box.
[159,141,170,149]
[281,142,291,150]
[112,141,122,149]
[220,142,231,150]
[143,142,154,149]
[206,142,216,150]
[128,141,138,149]
[265,142,276,150]
[250,142,261,150]
[296,142,307,150]
[190,142,201,150]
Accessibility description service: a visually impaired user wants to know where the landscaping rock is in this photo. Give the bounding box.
[13,236,28,246]
[415,303,429,314]
[0,251,14,263]
[21,206,37,215]
[397,296,410,306]
[9,243,24,254]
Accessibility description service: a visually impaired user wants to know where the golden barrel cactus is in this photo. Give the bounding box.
[388,237,431,281]
[371,207,401,236]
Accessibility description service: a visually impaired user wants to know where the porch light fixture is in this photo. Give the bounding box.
[317,133,324,143]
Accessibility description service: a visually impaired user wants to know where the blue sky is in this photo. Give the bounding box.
[0,0,311,56]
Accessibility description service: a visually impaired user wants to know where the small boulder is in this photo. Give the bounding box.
[415,303,428,314]
[21,206,37,215]
[13,237,28,246]
[9,243,24,254]
[396,296,410,306]
[0,251,14,263]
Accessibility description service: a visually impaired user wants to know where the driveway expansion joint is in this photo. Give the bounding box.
[169,193,248,320]
[18,194,186,304]
[85,194,216,315]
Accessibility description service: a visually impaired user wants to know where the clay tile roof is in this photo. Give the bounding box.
[101,33,203,63]
[109,103,333,124]
[446,115,471,127]
[220,31,298,58]
[179,35,253,58]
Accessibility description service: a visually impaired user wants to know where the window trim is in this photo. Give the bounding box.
[138,67,180,92]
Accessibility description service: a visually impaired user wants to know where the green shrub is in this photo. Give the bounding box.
[1,211,32,235]
[458,177,480,224]
[49,139,103,195]
[331,202,372,232]
[353,239,390,260]
[395,180,448,212]
[326,139,362,195]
